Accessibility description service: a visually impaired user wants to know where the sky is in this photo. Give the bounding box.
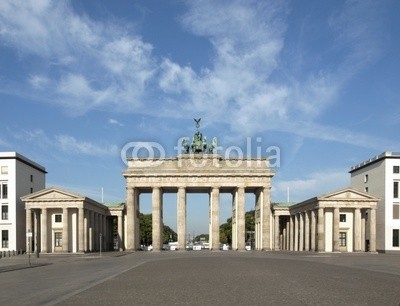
[0,0,399,235]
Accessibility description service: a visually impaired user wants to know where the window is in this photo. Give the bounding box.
[30,188,33,194]
[0,183,7,199]
[364,174,368,183]
[394,204,400,220]
[339,232,347,247]
[394,166,400,174]
[55,232,62,247]
[340,214,346,222]
[1,166,8,174]
[2,230,8,248]
[55,214,62,223]
[365,187,369,193]
[30,175,33,182]
[393,229,399,247]
[1,205,8,220]
[394,182,399,198]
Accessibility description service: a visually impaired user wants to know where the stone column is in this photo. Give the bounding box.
[369,208,376,252]
[317,208,325,252]
[286,220,290,250]
[354,208,362,252]
[231,190,237,250]
[262,187,271,251]
[177,187,186,251]
[34,210,39,253]
[361,210,366,251]
[84,211,88,252]
[89,210,93,252]
[237,187,245,250]
[26,208,32,252]
[209,187,220,251]
[333,207,340,252]
[304,211,310,251]
[310,210,316,251]
[299,212,304,251]
[118,214,123,251]
[78,207,84,253]
[126,187,136,250]
[294,214,299,251]
[41,208,48,253]
[274,215,280,251]
[289,215,294,251]
[62,208,69,252]
[99,214,103,251]
[152,187,163,251]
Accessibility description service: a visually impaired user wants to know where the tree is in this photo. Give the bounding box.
[139,213,178,245]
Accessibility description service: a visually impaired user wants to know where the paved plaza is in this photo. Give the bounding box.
[0,251,399,305]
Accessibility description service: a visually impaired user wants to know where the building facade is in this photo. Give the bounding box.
[22,188,124,253]
[272,189,378,253]
[350,151,400,252]
[0,152,46,252]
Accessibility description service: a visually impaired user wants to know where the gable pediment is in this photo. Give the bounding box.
[22,188,84,201]
[318,188,377,201]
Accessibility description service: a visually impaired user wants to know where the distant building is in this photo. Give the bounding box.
[0,152,46,252]
[350,152,400,252]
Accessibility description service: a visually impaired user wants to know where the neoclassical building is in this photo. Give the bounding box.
[22,188,124,253]
[272,189,378,253]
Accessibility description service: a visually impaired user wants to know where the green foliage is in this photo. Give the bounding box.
[139,213,177,245]
[194,233,209,242]
[219,210,255,244]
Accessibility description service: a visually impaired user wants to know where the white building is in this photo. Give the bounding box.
[0,152,46,252]
[350,152,400,253]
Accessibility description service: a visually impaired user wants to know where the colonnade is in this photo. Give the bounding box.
[25,207,114,253]
[273,207,377,252]
[125,186,272,251]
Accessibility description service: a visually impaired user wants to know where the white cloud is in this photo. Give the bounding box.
[55,135,118,156]
[0,0,392,150]
[108,118,124,126]
[273,170,349,203]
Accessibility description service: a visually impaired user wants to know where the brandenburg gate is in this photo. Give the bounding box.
[123,119,275,251]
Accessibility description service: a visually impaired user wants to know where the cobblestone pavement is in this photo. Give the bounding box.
[1,251,399,305]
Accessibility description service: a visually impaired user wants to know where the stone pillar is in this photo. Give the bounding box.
[231,190,237,250]
[354,208,362,252]
[84,211,88,252]
[34,210,39,253]
[78,207,84,253]
[152,187,163,251]
[333,207,340,252]
[209,187,220,251]
[289,215,294,251]
[177,187,186,251]
[89,210,93,252]
[369,208,376,252]
[286,220,290,250]
[62,208,69,252]
[99,214,103,251]
[317,208,325,252]
[126,187,135,250]
[118,214,123,251]
[294,214,299,251]
[299,212,304,251]
[93,212,98,251]
[361,210,366,251]
[304,211,310,251]
[237,187,245,250]
[310,210,316,251]
[26,208,32,252]
[274,215,280,251]
[41,208,48,253]
[262,187,271,251]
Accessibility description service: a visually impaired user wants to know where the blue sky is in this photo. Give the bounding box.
[1,0,399,234]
